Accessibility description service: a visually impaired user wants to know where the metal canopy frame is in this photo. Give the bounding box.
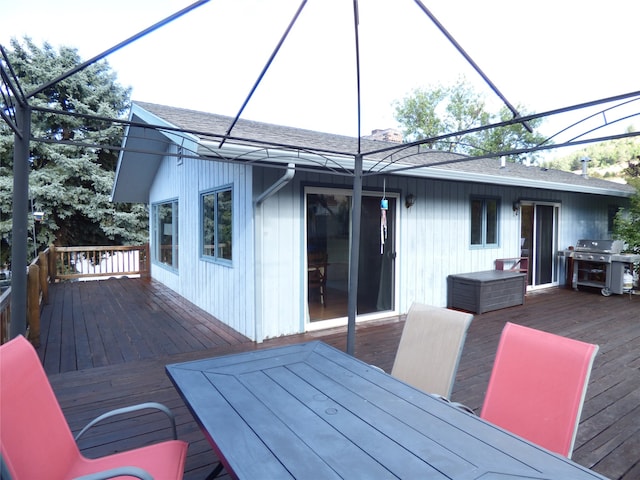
[2,0,640,354]
[26,89,640,173]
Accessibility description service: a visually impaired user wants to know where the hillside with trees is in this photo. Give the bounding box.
[543,129,640,183]
[393,78,640,259]
[542,129,640,260]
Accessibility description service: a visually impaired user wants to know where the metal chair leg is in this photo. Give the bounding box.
[205,462,225,480]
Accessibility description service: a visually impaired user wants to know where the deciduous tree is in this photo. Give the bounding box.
[393,77,547,163]
[614,158,640,261]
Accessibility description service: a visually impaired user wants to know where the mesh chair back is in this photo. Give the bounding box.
[480,322,598,457]
[391,303,473,399]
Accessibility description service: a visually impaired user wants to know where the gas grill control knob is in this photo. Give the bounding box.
[587,255,594,260]
[598,256,605,261]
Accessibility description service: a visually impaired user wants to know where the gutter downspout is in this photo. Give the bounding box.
[254,163,296,343]
[255,163,296,206]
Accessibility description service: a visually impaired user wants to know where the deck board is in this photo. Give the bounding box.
[35,278,640,479]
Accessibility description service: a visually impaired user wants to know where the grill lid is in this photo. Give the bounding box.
[575,239,624,254]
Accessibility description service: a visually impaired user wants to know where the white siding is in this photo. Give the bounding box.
[256,170,629,335]
[149,151,629,341]
[254,169,302,340]
[149,146,256,340]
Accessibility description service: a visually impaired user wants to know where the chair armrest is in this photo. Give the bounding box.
[75,401,178,442]
[73,466,153,480]
[449,401,477,415]
[431,393,477,415]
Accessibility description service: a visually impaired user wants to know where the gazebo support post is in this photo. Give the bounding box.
[10,102,31,339]
[346,153,363,356]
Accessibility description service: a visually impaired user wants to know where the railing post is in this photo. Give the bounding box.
[143,243,150,278]
[38,251,49,304]
[27,264,40,347]
[48,244,57,283]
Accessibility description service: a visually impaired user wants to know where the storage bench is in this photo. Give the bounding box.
[447,270,526,314]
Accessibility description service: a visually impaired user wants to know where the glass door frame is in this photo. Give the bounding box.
[519,200,561,290]
[304,186,400,331]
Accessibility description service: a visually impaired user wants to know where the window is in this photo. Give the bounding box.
[153,200,179,269]
[201,187,232,262]
[471,197,499,247]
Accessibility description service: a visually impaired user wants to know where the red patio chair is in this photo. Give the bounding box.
[480,322,599,458]
[0,335,187,479]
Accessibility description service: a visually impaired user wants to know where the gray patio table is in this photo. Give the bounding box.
[165,341,608,479]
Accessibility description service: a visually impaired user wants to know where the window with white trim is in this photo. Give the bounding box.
[201,187,233,262]
[471,197,499,247]
[153,199,179,269]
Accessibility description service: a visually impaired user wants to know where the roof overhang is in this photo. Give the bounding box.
[112,104,636,203]
[111,105,200,203]
[395,166,636,197]
[197,140,637,199]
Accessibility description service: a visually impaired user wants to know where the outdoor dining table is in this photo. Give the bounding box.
[165,341,608,479]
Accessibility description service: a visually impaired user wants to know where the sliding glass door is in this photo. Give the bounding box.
[520,202,560,288]
[306,188,396,323]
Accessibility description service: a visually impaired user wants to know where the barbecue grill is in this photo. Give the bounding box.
[565,239,640,296]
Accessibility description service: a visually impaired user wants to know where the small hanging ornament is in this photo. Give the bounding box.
[380,179,388,254]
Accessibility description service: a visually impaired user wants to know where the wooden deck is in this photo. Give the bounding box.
[36,278,640,479]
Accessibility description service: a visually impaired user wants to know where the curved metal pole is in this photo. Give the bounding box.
[27,0,211,99]
[413,0,532,133]
[219,0,308,148]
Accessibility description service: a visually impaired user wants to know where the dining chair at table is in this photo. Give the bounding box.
[308,250,328,306]
[480,322,599,458]
[0,335,188,480]
[391,302,473,399]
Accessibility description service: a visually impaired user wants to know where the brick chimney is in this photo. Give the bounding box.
[363,128,402,143]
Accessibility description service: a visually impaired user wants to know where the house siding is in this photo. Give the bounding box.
[149,146,256,340]
[254,168,302,340]
[148,152,629,342]
[116,104,635,343]
[253,169,628,340]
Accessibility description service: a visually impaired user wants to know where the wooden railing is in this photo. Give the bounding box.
[1,244,149,345]
[0,248,50,346]
[50,244,150,281]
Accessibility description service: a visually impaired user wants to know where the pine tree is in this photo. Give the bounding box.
[0,37,148,266]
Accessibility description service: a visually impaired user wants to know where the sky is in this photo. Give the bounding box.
[3,0,640,158]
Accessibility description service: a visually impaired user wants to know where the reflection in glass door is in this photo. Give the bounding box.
[306,189,396,322]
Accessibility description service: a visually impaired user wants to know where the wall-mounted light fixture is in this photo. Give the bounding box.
[512,201,520,215]
[405,193,416,208]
